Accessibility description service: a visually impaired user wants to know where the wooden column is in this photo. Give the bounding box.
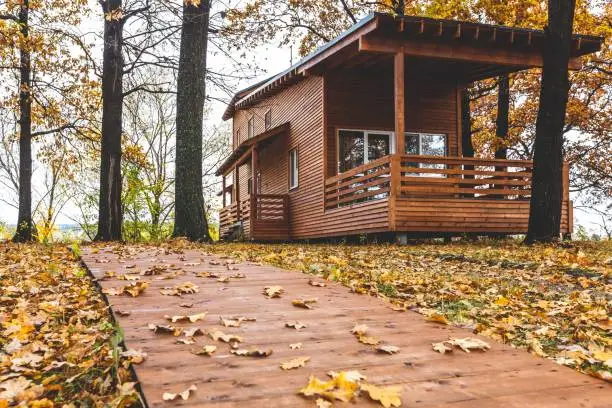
[394,50,405,154]
[251,144,258,196]
[235,166,240,219]
[222,175,226,207]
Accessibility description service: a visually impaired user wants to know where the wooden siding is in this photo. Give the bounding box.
[325,62,459,178]
[394,197,571,234]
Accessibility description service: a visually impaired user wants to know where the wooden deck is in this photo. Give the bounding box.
[81,246,610,407]
[220,155,573,240]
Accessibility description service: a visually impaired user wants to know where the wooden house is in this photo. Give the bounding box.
[216,13,602,241]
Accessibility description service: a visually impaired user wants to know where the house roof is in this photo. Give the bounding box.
[222,12,603,121]
[215,122,290,176]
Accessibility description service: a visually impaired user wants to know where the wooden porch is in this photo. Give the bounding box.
[219,154,572,240]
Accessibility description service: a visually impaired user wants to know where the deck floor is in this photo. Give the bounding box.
[81,246,610,407]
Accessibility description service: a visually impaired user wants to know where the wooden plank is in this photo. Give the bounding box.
[359,35,583,70]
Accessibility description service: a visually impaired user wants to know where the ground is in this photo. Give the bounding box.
[0,239,610,406]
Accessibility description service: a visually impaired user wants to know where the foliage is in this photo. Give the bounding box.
[0,244,142,405]
[206,240,612,381]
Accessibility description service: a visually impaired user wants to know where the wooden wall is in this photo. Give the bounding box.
[325,62,459,177]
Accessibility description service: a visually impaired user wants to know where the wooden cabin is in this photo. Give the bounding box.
[216,13,602,241]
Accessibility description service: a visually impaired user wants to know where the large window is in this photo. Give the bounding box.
[289,149,298,190]
[338,130,393,173]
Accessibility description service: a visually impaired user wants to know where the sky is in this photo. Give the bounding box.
[0,2,605,236]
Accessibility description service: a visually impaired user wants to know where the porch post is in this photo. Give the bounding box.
[235,166,240,219]
[251,144,258,196]
[222,174,226,207]
[394,50,405,154]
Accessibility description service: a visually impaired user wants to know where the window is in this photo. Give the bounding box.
[289,149,298,189]
[247,177,252,194]
[338,129,394,173]
[404,132,447,174]
[235,129,240,146]
[247,116,254,139]
[264,110,272,130]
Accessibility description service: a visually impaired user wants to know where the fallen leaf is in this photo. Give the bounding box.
[148,323,182,336]
[377,345,400,354]
[263,286,284,298]
[231,348,273,357]
[116,310,131,317]
[183,327,204,337]
[448,337,491,353]
[192,345,217,356]
[121,349,147,364]
[0,376,31,400]
[208,330,243,343]
[432,341,453,354]
[217,276,230,283]
[358,335,380,346]
[351,324,369,336]
[309,279,326,287]
[292,298,318,309]
[289,343,303,350]
[360,383,402,408]
[280,356,310,370]
[425,312,449,325]
[286,321,307,330]
[162,384,197,401]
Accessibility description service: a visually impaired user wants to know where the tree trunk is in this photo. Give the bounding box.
[12,0,34,243]
[460,87,476,200]
[173,0,212,242]
[525,0,576,243]
[460,87,474,158]
[95,0,124,241]
[494,74,510,160]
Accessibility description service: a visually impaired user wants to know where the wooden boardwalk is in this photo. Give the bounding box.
[81,246,610,407]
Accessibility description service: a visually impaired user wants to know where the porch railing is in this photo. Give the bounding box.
[324,155,392,210]
[398,155,533,199]
[219,194,289,238]
[323,154,569,209]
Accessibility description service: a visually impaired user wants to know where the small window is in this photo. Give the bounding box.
[235,129,240,146]
[264,110,272,130]
[289,149,298,190]
[247,116,254,138]
[247,177,252,195]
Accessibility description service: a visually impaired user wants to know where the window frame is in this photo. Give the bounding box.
[288,148,299,190]
[336,128,395,173]
[247,116,254,139]
[264,109,272,131]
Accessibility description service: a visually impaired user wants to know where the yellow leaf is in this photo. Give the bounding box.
[230,348,272,357]
[432,341,453,354]
[425,313,449,325]
[360,383,402,408]
[192,345,216,356]
[494,295,510,306]
[351,324,368,336]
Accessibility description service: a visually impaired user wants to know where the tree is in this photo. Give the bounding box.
[525,0,577,243]
[1,0,97,242]
[173,0,212,242]
[96,0,125,241]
